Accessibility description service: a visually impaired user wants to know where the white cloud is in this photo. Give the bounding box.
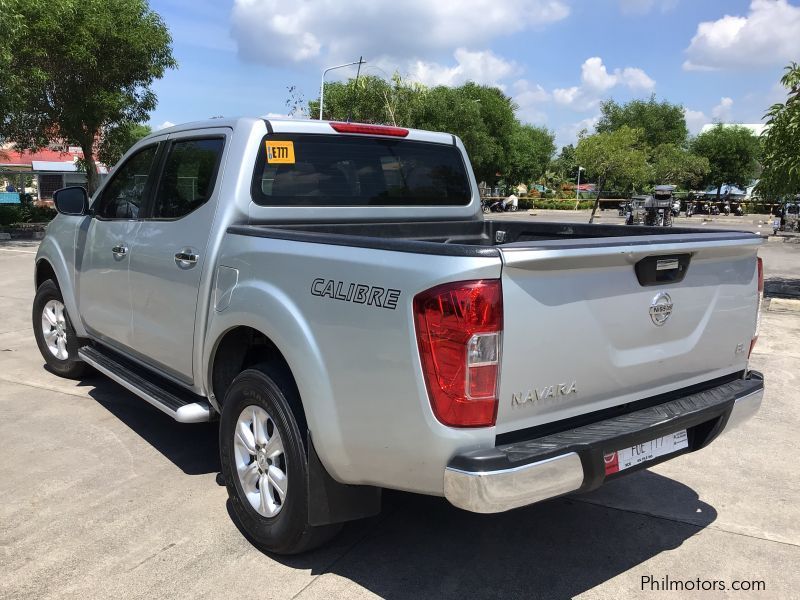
[556,114,601,147]
[684,0,800,71]
[553,57,655,110]
[407,49,520,88]
[231,0,570,66]
[711,96,734,121]
[581,57,617,91]
[513,79,550,123]
[619,0,679,15]
[154,121,175,130]
[684,108,707,134]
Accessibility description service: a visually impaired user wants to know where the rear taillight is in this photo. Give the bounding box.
[413,280,502,427]
[330,122,409,137]
[749,257,764,358]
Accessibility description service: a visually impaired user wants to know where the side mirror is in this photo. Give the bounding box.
[53,186,89,216]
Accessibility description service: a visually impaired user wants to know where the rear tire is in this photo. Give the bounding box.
[32,279,86,379]
[219,363,341,554]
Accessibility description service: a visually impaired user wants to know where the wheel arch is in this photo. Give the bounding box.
[33,237,87,338]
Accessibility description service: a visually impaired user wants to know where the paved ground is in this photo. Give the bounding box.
[1,219,799,599]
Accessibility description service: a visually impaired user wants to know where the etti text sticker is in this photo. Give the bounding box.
[265,140,295,164]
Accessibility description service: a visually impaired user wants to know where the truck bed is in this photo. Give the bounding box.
[228,219,759,256]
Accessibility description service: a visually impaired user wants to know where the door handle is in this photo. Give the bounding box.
[174,251,199,265]
[111,244,128,256]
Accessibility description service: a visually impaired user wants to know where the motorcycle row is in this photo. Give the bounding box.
[620,186,745,227]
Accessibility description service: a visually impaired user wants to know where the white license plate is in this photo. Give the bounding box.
[604,430,688,475]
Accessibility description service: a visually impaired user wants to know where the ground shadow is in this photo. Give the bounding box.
[64,367,220,475]
[250,471,717,600]
[765,276,800,299]
[61,366,717,598]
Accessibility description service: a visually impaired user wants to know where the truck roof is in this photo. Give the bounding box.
[146,117,456,146]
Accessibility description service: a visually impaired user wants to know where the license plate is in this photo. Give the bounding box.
[604,430,688,475]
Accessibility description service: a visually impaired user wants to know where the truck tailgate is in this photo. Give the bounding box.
[495,233,762,435]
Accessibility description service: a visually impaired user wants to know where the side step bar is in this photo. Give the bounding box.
[78,345,211,423]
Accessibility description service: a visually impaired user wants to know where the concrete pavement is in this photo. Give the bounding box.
[1,235,798,600]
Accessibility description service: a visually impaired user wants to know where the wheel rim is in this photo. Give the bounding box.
[233,405,288,517]
[41,299,69,360]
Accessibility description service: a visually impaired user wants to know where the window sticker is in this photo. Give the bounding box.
[265,140,295,164]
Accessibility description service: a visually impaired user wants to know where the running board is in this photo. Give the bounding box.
[78,345,211,423]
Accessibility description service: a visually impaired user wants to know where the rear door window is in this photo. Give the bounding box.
[252,134,470,206]
[151,138,225,219]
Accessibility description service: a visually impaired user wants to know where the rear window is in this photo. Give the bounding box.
[251,134,471,207]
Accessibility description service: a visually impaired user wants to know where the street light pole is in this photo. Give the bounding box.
[575,166,584,210]
[319,58,366,120]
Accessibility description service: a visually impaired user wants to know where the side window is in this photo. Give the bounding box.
[151,138,224,219]
[95,145,159,219]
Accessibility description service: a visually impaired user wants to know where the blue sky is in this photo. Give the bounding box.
[147,0,799,147]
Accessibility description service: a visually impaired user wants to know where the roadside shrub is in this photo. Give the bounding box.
[518,197,535,210]
[0,204,56,226]
[0,206,23,226]
[534,200,594,210]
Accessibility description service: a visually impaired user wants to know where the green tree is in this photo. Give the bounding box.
[756,62,800,199]
[553,143,579,183]
[691,124,760,199]
[412,83,517,185]
[499,124,554,187]
[596,96,689,149]
[576,126,650,222]
[310,77,518,186]
[97,123,152,168]
[651,143,710,189]
[0,0,176,193]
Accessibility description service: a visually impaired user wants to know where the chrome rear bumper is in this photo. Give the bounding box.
[444,373,764,514]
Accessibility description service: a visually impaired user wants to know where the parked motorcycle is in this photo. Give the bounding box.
[671,199,681,217]
[489,195,519,212]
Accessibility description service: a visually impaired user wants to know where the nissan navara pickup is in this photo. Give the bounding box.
[33,118,765,554]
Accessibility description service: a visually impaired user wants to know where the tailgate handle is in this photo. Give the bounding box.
[634,254,691,286]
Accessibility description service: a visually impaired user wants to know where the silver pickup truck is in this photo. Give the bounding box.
[34,117,765,554]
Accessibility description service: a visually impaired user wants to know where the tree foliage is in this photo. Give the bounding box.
[97,123,152,168]
[309,77,550,186]
[576,126,650,222]
[505,124,555,189]
[756,62,800,199]
[651,143,709,189]
[552,144,579,182]
[0,0,176,193]
[596,96,688,149]
[691,124,760,197]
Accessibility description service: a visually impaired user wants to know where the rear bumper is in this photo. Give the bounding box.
[444,372,764,513]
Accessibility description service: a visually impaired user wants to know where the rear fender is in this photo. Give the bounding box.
[204,278,349,482]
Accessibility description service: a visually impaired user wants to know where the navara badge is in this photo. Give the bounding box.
[649,292,673,326]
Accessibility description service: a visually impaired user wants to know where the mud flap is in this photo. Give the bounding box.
[307,435,382,526]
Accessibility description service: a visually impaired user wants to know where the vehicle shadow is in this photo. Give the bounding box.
[241,472,717,600]
[73,370,220,475]
[69,368,717,598]
[765,276,800,299]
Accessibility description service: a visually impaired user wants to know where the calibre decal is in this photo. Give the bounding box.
[311,278,401,310]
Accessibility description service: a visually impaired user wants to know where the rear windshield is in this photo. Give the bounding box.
[251,134,471,206]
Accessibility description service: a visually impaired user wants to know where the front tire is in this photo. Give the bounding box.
[32,280,86,379]
[219,364,341,554]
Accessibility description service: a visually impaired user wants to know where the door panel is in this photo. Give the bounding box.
[78,143,161,347]
[78,219,140,345]
[128,133,227,381]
